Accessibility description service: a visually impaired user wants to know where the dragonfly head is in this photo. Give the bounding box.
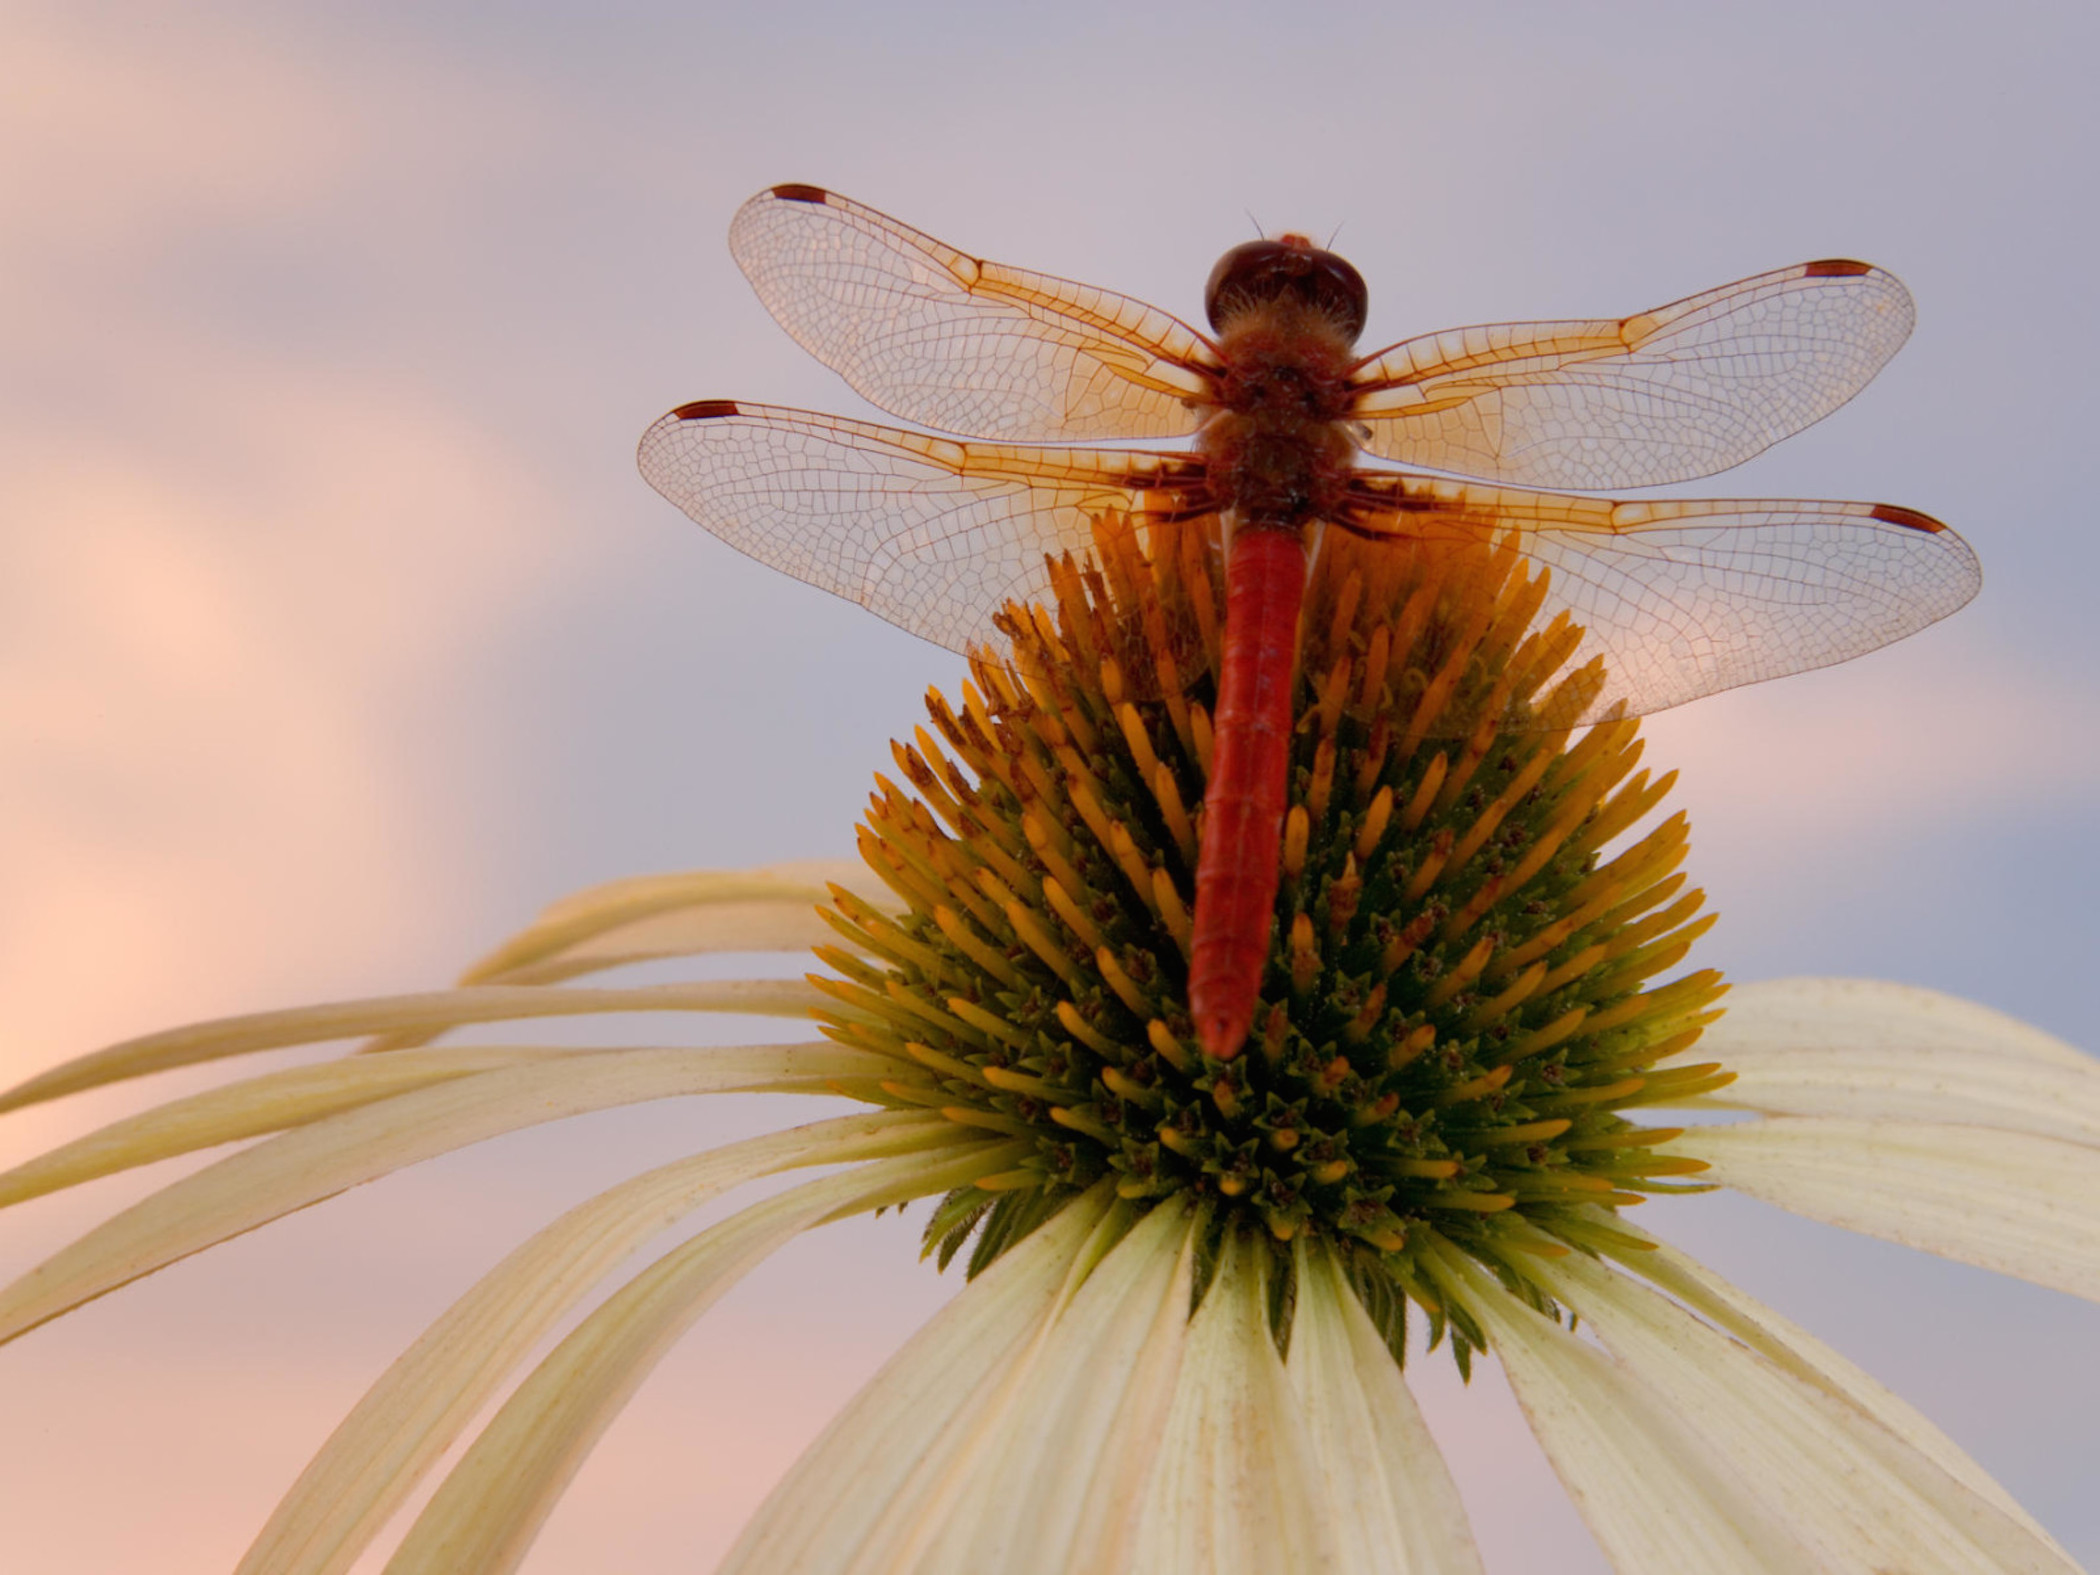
[1204,234,1369,345]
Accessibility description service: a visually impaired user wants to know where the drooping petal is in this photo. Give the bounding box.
[0,980,825,1112]
[0,1046,567,1207]
[1128,1231,1342,1575]
[1613,1228,2067,1548]
[1700,978,2100,1145]
[0,1042,882,1342]
[699,1184,1119,1575]
[905,1199,1198,1575]
[1674,1117,2100,1302]
[239,1111,960,1575]
[1711,978,2092,1071]
[1435,1244,1817,1572]
[383,1142,1009,1575]
[1535,1248,2080,1573]
[1287,1244,1482,1575]
[455,860,893,988]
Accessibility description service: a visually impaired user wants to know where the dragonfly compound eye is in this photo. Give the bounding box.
[1204,237,1370,343]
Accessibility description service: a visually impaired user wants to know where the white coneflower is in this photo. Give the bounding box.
[0,523,2091,1573]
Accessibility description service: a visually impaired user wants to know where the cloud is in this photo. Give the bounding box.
[0,12,579,1083]
[1638,636,2100,854]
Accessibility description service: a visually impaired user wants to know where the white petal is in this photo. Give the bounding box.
[383,1144,996,1575]
[1129,1231,1342,1575]
[1286,1245,1482,1575]
[1536,1249,2079,1572]
[715,1186,1115,1574]
[0,1046,566,1207]
[1713,978,2092,1071]
[465,902,842,985]
[1620,1230,2068,1548]
[1701,978,2100,1145]
[1675,1116,2100,1301]
[1437,1244,1816,1573]
[516,859,887,948]
[0,979,825,1112]
[239,1111,956,1575]
[907,1200,1198,1575]
[459,860,887,986]
[0,1042,879,1342]
[1050,1217,1203,1575]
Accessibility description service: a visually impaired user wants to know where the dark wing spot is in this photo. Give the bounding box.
[671,399,743,421]
[768,183,830,204]
[1870,502,1947,533]
[1803,259,1875,278]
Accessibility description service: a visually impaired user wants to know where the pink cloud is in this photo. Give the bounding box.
[1640,638,2100,854]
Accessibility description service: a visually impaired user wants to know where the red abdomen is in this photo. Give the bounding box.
[1189,524,1307,1060]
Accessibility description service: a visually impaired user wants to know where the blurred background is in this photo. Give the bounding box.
[3,1,2095,1569]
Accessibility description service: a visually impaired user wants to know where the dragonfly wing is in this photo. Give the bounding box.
[1346,473,1979,723]
[1349,262,1914,489]
[728,185,1218,443]
[638,401,1202,653]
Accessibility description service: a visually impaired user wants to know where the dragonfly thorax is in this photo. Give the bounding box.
[1198,405,1358,528]
[1202,290,1364,528]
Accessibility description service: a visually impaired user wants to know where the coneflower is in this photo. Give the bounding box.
[0,520,2090,1573]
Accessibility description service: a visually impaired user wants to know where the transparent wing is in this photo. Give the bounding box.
[1345,472,1979,722]
[729,185,1218,443]
[637,400,1203,652]
[1348,261,1914,489]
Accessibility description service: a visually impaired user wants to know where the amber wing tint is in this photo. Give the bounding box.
[729,186,1219,443]
[657,190,1970,724]
[1348,261,1914,490]
[1345,472,1980,723]
[637,401,1203,653]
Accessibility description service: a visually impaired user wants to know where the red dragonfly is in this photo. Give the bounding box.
[639,184,1978,1062]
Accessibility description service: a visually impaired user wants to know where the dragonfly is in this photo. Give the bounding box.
[639,183,1979,1063]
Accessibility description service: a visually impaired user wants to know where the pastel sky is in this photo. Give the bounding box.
[3,2,2096,1570]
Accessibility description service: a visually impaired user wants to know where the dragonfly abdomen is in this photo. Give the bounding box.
[1189,522,1309,1061]
[1187,272,1366,1063]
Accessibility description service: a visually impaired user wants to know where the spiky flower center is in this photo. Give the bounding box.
[812,517,1731,1367]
